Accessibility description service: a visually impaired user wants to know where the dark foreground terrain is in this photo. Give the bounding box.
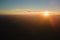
[0,14,60,40]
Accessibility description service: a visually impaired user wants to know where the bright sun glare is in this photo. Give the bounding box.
[44,11,49,16]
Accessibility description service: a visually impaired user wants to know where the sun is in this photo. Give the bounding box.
[44,11,49,16]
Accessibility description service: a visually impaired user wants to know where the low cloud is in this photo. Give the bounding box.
[0,9,59,15]
[0,9,41,15]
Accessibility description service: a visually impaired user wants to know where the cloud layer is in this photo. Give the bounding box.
[0,9,59,15]
[0,9,41,15]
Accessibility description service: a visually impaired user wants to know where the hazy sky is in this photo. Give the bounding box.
[0,0,60,11]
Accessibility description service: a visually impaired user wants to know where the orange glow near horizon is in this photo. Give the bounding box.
[43,11,49,16]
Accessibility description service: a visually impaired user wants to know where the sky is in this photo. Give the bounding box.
[0,0,60,14]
